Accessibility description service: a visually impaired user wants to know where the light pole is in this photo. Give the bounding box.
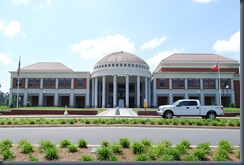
[226,84,229,107]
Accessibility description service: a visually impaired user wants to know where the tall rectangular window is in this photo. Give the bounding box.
[65,79,71,89]
[210,79,215,88]
[59,79,64,88]
[159,79,166,88]
[203,79,208,89]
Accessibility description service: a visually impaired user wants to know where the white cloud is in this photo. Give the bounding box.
[47,0,52,5]
[3,20,26,37]
[34,4,44,10]
[0,53,12,65]
[213,31,240,53]
[140,36,167,50]
[193,0,213,3]
[12,0,29,6]
[70,34,135,59]
[0,20,4,32]
[146,48,183,71]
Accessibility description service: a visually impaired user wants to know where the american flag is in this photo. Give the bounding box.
[17,57,21,77]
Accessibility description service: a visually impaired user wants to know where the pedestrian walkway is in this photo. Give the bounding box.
[97,108,138,116]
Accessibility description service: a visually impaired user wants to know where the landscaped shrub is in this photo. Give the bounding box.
[59,139,71,148]
[26,102,31,107]
[183,154,199,161]
[119,138,131,148]
[0,138,12,151]
[44,147,59,160]
[192,148,207,160]
[235,120,240,127]
[235,148,240,158]
[133,153,152,161]
[29,153,38,161]
[213,148,229,161]
[17,139,33,154]
[157,119,163,125]
[140,139,152,147]
[180,120,186,125]
[2,148,14,161]
[101,140,110,147]
[196,120,203,126]
[132,141,145,154]
[197,142,211,155]
[96,146,115,161]
[68,144,78,153]
[77,139,88,148]
[218,140,232,153]
[175,139,191,154]
[79,155,94,161]
[172,119,179,125]
[39,140,56,152]
[160,154,174,161]
[228,121,235,127]
[229,102,235,108]
[110,143,122,154]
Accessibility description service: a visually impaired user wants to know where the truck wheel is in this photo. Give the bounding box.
[207,112,216,120]
[164,111,173,119]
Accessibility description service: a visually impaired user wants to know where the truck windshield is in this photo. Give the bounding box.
[172,100,181,106]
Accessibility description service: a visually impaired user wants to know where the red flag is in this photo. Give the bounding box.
[211,61,218,71]
[17,57,21,77]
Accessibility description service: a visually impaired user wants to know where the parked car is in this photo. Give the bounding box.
[157,99,224,119]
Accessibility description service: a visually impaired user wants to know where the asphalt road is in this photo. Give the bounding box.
[0,127,240,146]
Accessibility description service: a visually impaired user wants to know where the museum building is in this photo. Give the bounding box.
[9,51,240,108]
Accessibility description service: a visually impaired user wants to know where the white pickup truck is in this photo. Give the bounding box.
[157,99,224,119]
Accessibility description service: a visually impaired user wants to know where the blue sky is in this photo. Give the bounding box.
[0,0,240,93]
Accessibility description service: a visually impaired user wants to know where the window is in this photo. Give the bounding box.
[16,78,22,87]
[65,79,71,88]
[50,79,55,87]
[221,79,228,88]
[188,79,200,89]
[210,79,215,88]
[159,79,166,88]
[28,78,40,88]
[172,79,185,89]
[59,79,64,87]
[189,101,197,106]
[203,79,208,88]
[43,79,49,87]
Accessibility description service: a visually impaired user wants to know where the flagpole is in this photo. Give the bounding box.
[16,56,21,108]
[217,56,221,106]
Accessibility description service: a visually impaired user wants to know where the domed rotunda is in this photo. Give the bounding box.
[91,51,151,108]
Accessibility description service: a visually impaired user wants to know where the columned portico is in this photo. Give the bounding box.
[91,51,151,108]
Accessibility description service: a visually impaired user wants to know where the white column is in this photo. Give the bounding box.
[92,78,95,108]
[70,90,74,107]
[153,78,157,107]
[39,91,42,106]
[54,90,58,106]
[148,78,151,108]
[25,78,28,89]
[71,78,74,89]
[24,78,28,105]
[102,76,106,108]
[54,78,58,106]
[86,77,90,108]
[169,79,172,89]
[185,79,188,90]
[113,75,117,107]
[144,77,148,107]
[126,75,129,108]
[137,76,140,108]
[215,79,220,105]
[40,78,43,89]
[95,77,98,108]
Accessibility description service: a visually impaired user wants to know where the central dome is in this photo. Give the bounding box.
[96,51,147,65]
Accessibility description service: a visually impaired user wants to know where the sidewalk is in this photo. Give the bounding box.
[97,108,138,116]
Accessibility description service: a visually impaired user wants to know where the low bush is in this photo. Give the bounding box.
[44,147,59,160]
[96,146,114,161]
[2,148,14,161]
[59,139,71,148]
[79,154,94,161]
[133,153,152,161]
[77,139,88,148]
[101,140,110,147]
[119,138,131,148]
[17,139,33,154]
[39,140,56,152]
[29,153,38,161]
[68,144,78,153]
[132,141,145,154]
